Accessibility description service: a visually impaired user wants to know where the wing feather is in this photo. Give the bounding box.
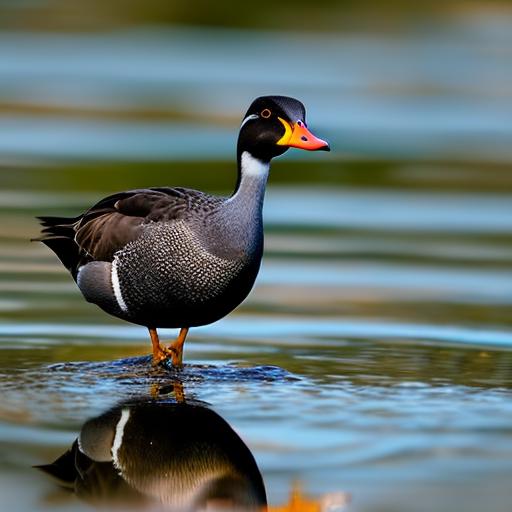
[35,187,193,278]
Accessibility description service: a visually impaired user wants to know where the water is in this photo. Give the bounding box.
[1,16,512,512]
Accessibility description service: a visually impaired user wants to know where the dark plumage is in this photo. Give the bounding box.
[35,95,329,365]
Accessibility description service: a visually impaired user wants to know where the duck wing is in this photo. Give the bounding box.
[35,187,194,279]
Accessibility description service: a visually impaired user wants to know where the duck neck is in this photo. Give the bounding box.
[230,150,270,208]
[205,150,269,259]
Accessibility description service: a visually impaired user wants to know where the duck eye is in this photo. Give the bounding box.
[261,109,272,119]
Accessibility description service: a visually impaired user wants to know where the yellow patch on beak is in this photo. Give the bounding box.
[276,117,293,146]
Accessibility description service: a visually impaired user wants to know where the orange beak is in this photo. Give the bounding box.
[277,118,330,151]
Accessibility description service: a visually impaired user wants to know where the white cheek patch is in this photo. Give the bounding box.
[240,113,259,129]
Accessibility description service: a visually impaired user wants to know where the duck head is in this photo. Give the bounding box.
[237,95,330,162]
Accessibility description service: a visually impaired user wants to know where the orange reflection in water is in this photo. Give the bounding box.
[269,483,350,512]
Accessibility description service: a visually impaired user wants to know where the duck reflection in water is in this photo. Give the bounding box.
[38,385,266,511]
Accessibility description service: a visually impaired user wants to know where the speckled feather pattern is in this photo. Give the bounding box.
[37,170,267,329]
[113,215,262,328]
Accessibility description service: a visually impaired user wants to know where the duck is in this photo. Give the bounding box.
[35,95,330,366]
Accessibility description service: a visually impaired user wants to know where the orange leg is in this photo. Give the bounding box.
[167,327,189,367]
[149,327,168,366]
[148,326,189,367]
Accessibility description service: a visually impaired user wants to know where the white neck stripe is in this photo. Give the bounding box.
[240,151,270,177]
[227,151,269,203]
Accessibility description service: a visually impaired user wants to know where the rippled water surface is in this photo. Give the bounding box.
[1,18,512,512]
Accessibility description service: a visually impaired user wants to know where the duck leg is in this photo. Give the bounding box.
[149,326,189,367]
[167,327,189,367]
[149,327,169,366]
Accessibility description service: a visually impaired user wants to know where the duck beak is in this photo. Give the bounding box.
[277,118,330,151]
